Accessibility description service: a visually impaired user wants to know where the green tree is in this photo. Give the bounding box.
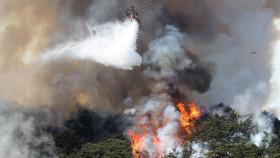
[66,138,132,158]
[185,106,265,158]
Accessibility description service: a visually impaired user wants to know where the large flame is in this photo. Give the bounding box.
[128,120,162,158]
[176,102,201,134]
[128,131,144,158]
[128,101,201,158]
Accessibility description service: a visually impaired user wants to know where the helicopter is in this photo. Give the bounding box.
[126,6,141,23]
[125,0,162,24]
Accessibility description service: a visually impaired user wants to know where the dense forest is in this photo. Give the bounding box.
[52,106,280,158]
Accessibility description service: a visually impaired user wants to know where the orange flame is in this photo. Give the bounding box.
[176,102,201,134]
[128,128,161,158]
[128,131,144,158]
[128,116,162,158]
[128,101,201,158]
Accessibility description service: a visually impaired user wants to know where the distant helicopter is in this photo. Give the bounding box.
[126,6,141,23]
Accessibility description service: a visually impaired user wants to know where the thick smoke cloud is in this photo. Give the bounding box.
[127,22,210,156]
[267,0,280,16]
[143,25,193,79]
[162,0,218,41]
[265,19,280,119]
[187,0,272,107]
[0,102,57,158]
[143,25,212,98]
[186,0,275,145]
[137,0,278,147]
[0,0,275,115]
[0,0,280,155]
[0,1,147,156]
[0,0,148,115]
[0,0,212,115]
[126,94,183,158]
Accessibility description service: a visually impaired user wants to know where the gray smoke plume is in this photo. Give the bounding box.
[0,0,280,156]
[0,102,57,158]
[137,0,279,148]
[187,0,275,146]
[0,0,212,116]
[126,94,183,158]
[0,0,148,115]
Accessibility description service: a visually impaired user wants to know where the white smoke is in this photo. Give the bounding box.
[194,0,272,107]
[265,18,280,118]
[231,83,268,116]
[248,17,280,147]
[247,17,280,147]
[232,83,273,146]
[250,113,273,147]
[143,25,192,79]
[192,0,275,146]
[158,105,183,156]
[128,94,183,158]
[0,102,57,158]
[126,25,197,157]
[189,141,209,158]
[2,0,280,156]
[43,19,142,70]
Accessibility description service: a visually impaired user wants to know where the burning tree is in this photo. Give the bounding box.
[127,95,201,158]
[176,102,201,135]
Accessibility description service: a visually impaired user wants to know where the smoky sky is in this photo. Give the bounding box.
[0,0,278,126]
[0,0,279,156]
[0,0,216,117]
